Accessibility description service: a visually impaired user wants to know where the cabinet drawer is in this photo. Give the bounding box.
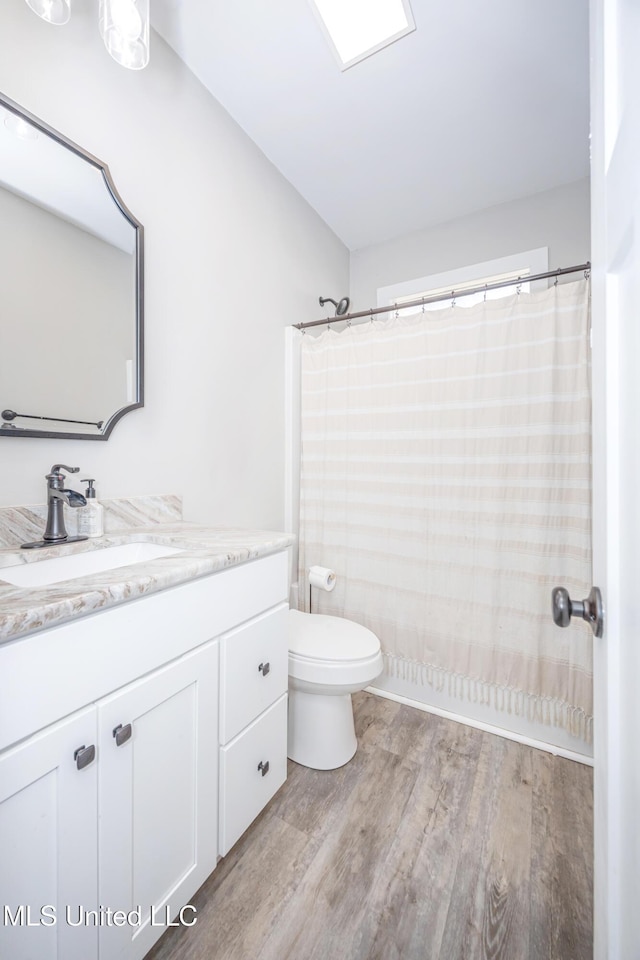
[219,694,287,856]
[220,603,289,744]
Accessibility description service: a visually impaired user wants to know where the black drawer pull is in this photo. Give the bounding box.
[258,760,270,777]
[74,744,96,771]
[258,662,271,676]
[112,723,132,747]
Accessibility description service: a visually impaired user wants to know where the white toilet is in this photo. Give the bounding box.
[288,609,383,770]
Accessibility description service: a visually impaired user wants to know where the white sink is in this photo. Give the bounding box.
[0,541,185,588]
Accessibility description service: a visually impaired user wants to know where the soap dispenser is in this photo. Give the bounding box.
[77,479,104,538]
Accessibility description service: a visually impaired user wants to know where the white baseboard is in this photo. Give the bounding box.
[365,685,594,767]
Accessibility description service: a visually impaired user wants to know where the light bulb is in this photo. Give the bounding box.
[23,0,71,26]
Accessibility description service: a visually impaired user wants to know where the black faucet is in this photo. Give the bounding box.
[21,464,89,550]
[43,464,88,543]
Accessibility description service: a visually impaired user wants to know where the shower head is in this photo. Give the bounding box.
[319,295,350,316]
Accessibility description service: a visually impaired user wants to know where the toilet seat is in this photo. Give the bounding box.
[289,609,380,661]
[288,609,382,687]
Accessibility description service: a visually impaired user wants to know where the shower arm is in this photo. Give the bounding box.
[318,295,350,317]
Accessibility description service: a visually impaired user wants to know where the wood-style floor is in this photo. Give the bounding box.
[146,691,593,960]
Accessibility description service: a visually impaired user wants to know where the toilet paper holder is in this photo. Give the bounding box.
[308,565,337,613]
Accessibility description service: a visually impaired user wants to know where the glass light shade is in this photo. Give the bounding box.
[23,0,71,26]
[102,0,150,70]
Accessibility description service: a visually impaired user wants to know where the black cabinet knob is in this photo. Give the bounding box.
[112,723,132,746]
[74,744,96,770]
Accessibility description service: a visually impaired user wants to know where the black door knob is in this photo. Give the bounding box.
[551,586,604,638]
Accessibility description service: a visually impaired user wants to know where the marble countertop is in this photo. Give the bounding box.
[0,523,294,645]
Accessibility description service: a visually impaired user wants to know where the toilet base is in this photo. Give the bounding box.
[287,687,357,770]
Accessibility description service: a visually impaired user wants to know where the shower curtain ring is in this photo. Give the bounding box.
[484,284,488,302]
[450,291,456,308]
[516,282,522,295]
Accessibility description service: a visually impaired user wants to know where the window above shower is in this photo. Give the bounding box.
[377,247,549,315]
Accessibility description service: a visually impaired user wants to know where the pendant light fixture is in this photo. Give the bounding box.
[24,0,70,25]
[23,0,150,70]
[102,0,150,70]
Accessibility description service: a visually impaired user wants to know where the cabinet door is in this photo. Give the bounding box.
[0,707,98,960]
[97,641,218,960]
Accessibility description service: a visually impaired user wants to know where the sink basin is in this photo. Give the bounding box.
[0,541,185,587]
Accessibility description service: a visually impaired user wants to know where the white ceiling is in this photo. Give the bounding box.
[152,0,590,252]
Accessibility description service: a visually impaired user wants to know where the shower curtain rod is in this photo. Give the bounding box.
[295,261,591,330]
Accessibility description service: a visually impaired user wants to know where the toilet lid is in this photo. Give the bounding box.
[289,609,381,662]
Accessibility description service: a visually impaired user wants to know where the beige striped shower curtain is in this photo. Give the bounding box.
[298,279,593,741]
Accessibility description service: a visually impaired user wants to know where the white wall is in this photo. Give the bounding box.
[0,4,348,527]
[350,178,591,309]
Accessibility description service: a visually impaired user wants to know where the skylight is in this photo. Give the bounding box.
[310,0,416,71]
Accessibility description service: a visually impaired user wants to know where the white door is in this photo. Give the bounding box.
[97,641,219,960]
[590,0,640,956]
[0,707,98,960]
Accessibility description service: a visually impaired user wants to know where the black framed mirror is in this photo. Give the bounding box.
[0,92,144,440]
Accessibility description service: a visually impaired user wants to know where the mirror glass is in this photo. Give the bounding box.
[0,94,143,440]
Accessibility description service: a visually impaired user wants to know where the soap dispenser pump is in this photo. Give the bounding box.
[77,478,104,538]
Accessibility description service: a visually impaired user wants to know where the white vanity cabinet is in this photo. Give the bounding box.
[0,643,220,960]
[0,549,290,960]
